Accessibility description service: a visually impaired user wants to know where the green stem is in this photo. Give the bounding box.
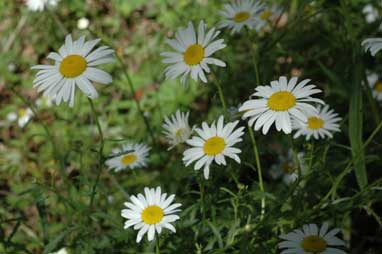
[288,135,301,178]
[248,126,265,220]
[156,233,160,254]
[88,98,105,208]
[199,175,206,224]
[213,75,228,115]
[308,140,314,171]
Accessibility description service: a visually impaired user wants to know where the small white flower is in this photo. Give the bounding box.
[362,38,382,56]
[269,149,306,185]
[26,0,59,12]
[161,21,226,85]
[218,0,265,34]
[293,105,342,140]
[183,116,245,180]
[7,108,34,128]
[121,187,181,243]
[362,4,379,23]
[239,76,324,135]
[105,143,150,172]
[279,223,346,254]
[31,34,114,107]
[77,17,89,30]
[162,110,193,149]
[367,72,382,101]
[36,96,53,108]
[48,248,68,254]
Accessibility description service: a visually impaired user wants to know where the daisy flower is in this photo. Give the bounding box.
[279,222,346,254]
[31,34,114,107]
[367,72,382,101]
[218,0,265,34]
[293,105,341,140]
[26,0,59,12]
[183,116,245,180]
[162,110,193,149]
[269,149,306,185]
[105,143,150,172]
[362,4,380,23]
[77,17,90,30]
[121,187,181,243]
[239,76,324,135]
[161,21,226,85]
[362,38,382,56]
[7,108,33,128]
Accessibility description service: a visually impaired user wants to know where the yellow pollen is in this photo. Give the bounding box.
[59,55,87,78]
[141,205,164,225]
[260,10,273,20]
[267,91,296,111]
[203,136,225,156]
[233,11,250,23]
[175,129,183,137]
[184,44,205,65]
[18,108,27,118]
[374,81,382,93]
[121,154,137,166]
[301,235,327,253]
[308,117,324,130]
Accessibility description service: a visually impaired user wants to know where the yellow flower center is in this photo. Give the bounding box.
[141,205,164,225]
[203,136,225,156]
[121,154,137,166]
[374,81,382,93]
[282,162,295,174]
[175,129,184,137]
[184,44,205,65]
[59,54,87,78]
[267,91,296,111]
[233,11,250,23]
[260,10,273,20]
[301,235,327,253]
[18,108,27,118]
[308,117,324,130]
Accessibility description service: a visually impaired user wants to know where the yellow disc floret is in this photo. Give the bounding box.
[307,117,324,130]
[233,11,250,23]
[184,44,205,65]
[121,154,137,166]
[301,235,327,253]
[59,55,87,78]
[203,136,225,155]
[141,205,164,225]
[267,91,296,111]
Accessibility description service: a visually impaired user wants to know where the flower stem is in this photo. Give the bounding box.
[308,140,314,171]
[88,98,105,209]
[156,234,161,254]
[288,135,301,178]
[248,126,265,220]
[199,174,206,224]
[212,72,228,115]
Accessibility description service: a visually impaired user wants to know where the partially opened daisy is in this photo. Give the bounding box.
[218,0,265,34]
[279,223,346,254]
[367,72,382,101]
[31,34,114,107]
[162,110,193,149]
[121,187,181,243]
[26,0,59,11]
[239,76,324,135]
[362,38,382,56]
[183,116,245,180]
[105,143,150,172]
[161,21,226,85]
[293,105,341,140]
[7,108,34,128]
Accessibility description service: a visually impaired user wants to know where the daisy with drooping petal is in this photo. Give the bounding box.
[218,0,265,34]
[121,187,181,243]
[293,105,341,140]
[161,21,226,85]
[367,72,382,101]
[162,110,193,150]
[269,149,306,185]
[362,38,382,56]
[239,76,324,135]
[26,0,59,11]
[7,108,33,128]
[105,143,150,172]
[183,116,245,180]
[31,34,114,107]
[279,223,346,254]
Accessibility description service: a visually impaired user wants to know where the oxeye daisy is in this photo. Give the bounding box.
[293,105,342,140]
[26,0,59,12]
[367,72,382,101]
[362,38,382,56]
[279,223,346,254]
[183,116,245,180]
[105,143,150,172]
[161,21,226,85]
[269,149,306,185]
[218,0,265,34]
[121,187,181,243]
[162,110,193,150]
[7,108,33,128]
[31,34,114,107]
[239,76,324,135]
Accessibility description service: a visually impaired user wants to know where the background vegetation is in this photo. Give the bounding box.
[0,0,381,253]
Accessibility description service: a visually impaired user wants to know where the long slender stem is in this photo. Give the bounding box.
[199,175,206,224]
[213,75,228,115]
[88,98,105,208]
[308,140,314,171]
[156,233,160,254]
[248,126,265,220]
[288,135,301,177]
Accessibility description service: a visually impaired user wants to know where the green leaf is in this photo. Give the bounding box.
[43,227,77,254]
